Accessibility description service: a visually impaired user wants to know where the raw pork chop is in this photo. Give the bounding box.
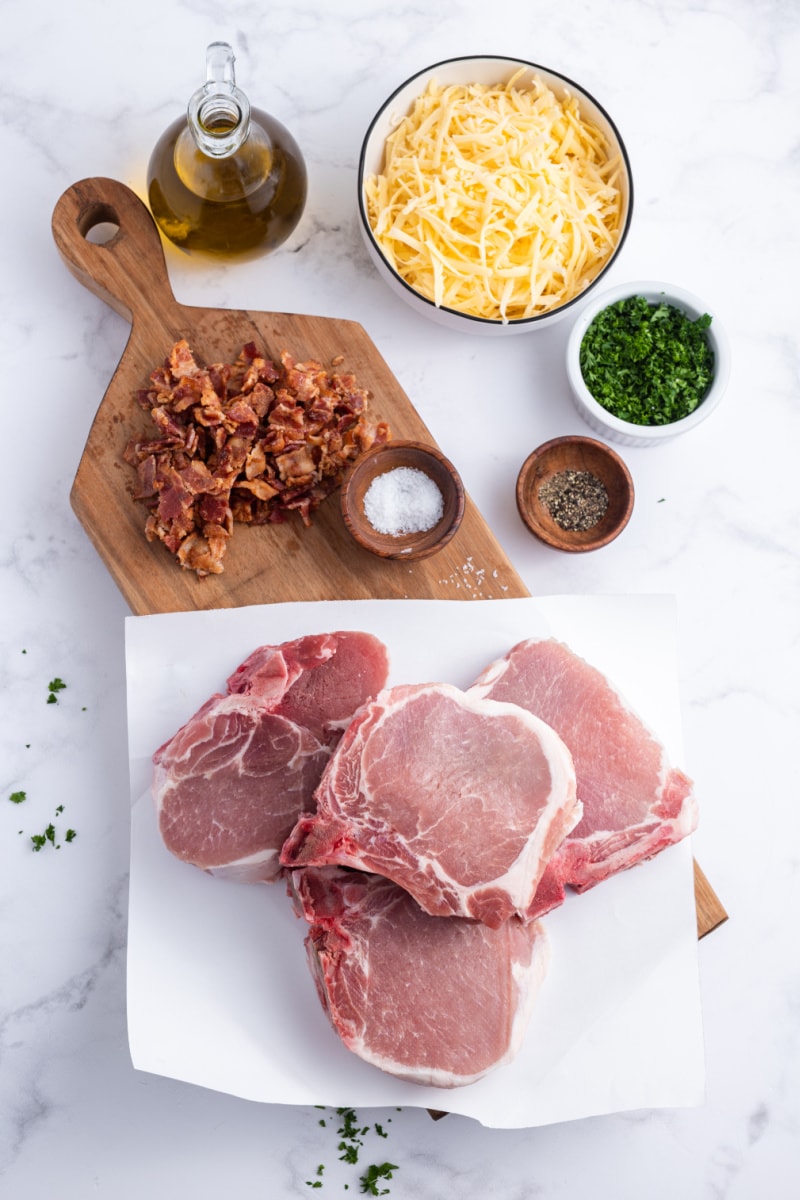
[153,695,330,881]
[152,631,389,882]
[226,631,390,746]
[289,867,550,1088]
[281,682,579,927]
[468,638,698,915]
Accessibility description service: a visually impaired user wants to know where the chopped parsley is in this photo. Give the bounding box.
[31,822,58,851]
[337,1107,369,1163]
[11,674,82,849]
[580,295,714,426]
[309,1107,400,1194]
[20,801,77,851]
[47,677,68,704]
[305,1164,325,1188]
[359,1163,399,1195]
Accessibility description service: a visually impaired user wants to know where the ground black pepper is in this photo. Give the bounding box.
[538,469,608,531]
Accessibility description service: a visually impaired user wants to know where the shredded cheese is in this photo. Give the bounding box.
[365,73,625,322]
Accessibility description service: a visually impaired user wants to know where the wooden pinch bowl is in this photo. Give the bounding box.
[516,435,634,552]
[341,441,465,560]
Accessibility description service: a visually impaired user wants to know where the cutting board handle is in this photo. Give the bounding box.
[52,177,177,325]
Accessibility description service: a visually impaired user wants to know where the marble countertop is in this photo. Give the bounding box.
[2,0,798,1196]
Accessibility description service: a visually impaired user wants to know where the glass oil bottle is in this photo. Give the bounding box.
[147,42,307,258]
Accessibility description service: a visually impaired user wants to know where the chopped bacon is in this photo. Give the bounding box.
[169,340,201,378]
[276,445,317,482]
[124,337,390,578]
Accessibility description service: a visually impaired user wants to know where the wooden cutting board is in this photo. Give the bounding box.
[52,177,526,617]
[51,176,726,938]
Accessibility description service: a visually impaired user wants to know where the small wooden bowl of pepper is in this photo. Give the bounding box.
[341,440,465,560]
[516,435,634,552]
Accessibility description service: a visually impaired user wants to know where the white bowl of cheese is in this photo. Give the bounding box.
[358,56,633,335]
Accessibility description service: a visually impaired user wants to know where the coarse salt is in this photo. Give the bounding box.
[363,466,444,536]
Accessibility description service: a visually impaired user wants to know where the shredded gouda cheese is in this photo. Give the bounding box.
[365,73,625,322]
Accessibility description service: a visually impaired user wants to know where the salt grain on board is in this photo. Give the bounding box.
[436,555,506,599]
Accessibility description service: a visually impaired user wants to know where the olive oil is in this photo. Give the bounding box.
[147,42,307,259]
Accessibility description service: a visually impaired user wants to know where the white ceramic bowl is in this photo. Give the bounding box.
[357,56,633,336]
[566,281,731,446]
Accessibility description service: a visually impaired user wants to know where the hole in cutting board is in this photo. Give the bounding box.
[79,201,120,245]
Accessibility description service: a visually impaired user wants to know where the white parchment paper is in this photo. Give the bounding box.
[124,596,704,1128]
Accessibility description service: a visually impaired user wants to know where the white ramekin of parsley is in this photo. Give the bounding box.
[566,281,731,446]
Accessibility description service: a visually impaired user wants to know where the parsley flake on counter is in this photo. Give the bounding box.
[22,802,77,852]
[47,677,67,703]
[30,822,59,851]
[9,791,27,804]
[359,1162,399,1195]
[580,295,714,426]
[337,1107,369,1164]
[31,824,58,851]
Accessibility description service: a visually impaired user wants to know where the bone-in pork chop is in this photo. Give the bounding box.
[226,630,390,746]
[153,695,330,881]
[281,681,579,927]
[289,867,550,1088]
[468,638,698,915]
[152,631,389,882]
